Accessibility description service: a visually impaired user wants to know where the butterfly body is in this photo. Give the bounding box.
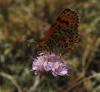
[37,8,79,54]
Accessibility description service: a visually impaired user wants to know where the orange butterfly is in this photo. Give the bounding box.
[37,8,79,54]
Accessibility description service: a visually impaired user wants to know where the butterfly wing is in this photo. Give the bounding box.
[43,8,79,52]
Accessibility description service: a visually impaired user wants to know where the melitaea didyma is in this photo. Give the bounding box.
[37,8,79,54]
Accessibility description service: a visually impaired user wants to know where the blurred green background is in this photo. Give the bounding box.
[0,0,100,92]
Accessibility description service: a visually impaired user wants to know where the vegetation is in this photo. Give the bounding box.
[0,0,100,92]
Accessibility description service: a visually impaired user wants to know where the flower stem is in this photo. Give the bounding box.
[47,76,50,92]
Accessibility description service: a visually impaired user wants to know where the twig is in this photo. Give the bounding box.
[86,38,100,71]
[82,45,90,74]
[27,75,40,92]
[0,72,22,92]
[65,73,100,92]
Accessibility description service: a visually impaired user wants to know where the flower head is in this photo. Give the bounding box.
[32,52,71,77]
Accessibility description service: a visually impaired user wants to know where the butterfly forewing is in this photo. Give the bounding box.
[41,8,79,53]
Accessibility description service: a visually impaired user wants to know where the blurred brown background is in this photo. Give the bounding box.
[0,0,100,92]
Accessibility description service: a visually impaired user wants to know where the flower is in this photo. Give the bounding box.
[32,52,71,77]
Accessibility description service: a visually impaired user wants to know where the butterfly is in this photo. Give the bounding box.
[37,8,79,54]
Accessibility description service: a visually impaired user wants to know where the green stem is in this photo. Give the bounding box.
[47,76,50,92]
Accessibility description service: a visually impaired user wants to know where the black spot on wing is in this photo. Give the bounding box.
[65,8,71,12]
[60,20,69,25]
[57,17,61,21]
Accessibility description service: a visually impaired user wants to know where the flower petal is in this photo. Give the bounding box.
[32,52,71,76]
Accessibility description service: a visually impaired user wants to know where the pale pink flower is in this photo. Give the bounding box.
[32,52,71,77]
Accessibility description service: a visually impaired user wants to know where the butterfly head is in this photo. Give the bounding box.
[36,41,48,51]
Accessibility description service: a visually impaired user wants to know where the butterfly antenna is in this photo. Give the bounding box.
[26,39,38,47]
[29,56,34,60]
